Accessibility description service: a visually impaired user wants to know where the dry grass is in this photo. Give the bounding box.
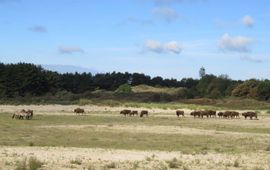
[132,84,182,95]
[0,104,270,169]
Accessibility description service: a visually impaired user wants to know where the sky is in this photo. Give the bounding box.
[0,0,270,80]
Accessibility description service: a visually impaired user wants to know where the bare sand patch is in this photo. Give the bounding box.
[0,146,269,170]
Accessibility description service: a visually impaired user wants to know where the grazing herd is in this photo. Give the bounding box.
[12,107,258,120]
[188,110,257,119]
[120,109,148,117]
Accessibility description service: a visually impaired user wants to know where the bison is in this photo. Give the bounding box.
[207,110,216,118]
[217,112,224,118]
[190,111,201,118]
[140,110,148,117]
[242,112,257,120]
[130,110,138,116]
[176,110,184,117]
[231,111,240,119]
[120,109,131,116]
[199,111,209,118]
[74,108,85,115]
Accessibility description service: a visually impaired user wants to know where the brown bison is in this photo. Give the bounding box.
[222,111,240,119]
[231,111,240,119]
[217,112,224,118]
[130,110,138,116]
[199,111,210,118]
[242,112,257,120]
[223,111,232,118]
[120,109,131,116]
[140,110,148,117]
[74,108,85,115]
[207,110,216,118]
[176,110,184,117]
[190,111,200,118]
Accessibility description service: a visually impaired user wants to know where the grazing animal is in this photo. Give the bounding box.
[140,110,148,117]
[199,111,209,118]
[231,111,240,119]
[217,112,224,118]
[74,108,85,115]
[176,110,184,117]
[242,112,257,120]
[222,111,239,119]
[190,111,200,118]
[130,110,138,116]
[120,109,131,116]
[207,110,216,118]
[12,109,27,119]
[25,109,34,120]
[223,111,232,119]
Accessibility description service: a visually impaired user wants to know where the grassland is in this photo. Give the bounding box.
[0,105,270,169]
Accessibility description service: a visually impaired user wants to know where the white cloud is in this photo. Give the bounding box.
[218,33,253,52]
[241,15,254,28]
[240,56,265,63]
[144,40,164,53]
[58,46,84,54]
[152,7,180,22]
[144,40,182,54]
[164,41,182,54]
[29,25,47,33]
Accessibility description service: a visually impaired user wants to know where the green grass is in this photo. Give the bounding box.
[1,112,270,154]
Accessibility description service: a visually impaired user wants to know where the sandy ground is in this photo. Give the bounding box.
[0,104,262,116]
[1,104,270,169]
[0,146,269,170]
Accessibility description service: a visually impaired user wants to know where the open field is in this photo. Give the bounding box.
[0,104,270,169]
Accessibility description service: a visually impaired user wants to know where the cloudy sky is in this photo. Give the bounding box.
[1,0,270,80]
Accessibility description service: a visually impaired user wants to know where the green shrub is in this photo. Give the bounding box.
[28,157,44,170]
[166,158,182,169]
[29,142,34,147]
[233,159,240,168]
[15,159,27,170]
[70,159,82,165]
[115,84,132,94]
[106,162,116,169]
[15,157,43,170]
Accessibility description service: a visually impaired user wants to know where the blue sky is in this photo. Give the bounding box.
[0,0,270,80]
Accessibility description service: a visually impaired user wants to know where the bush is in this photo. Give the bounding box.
[28,157,44,170]
[106,162,117,169]
[233,159,240,167]
[15,157,43,170]
[15,159,27,170]
[115,84,132,94]
[70,159,82,165]
[166,158,182,169]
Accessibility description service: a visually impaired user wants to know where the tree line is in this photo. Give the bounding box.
[0,62,269,101]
